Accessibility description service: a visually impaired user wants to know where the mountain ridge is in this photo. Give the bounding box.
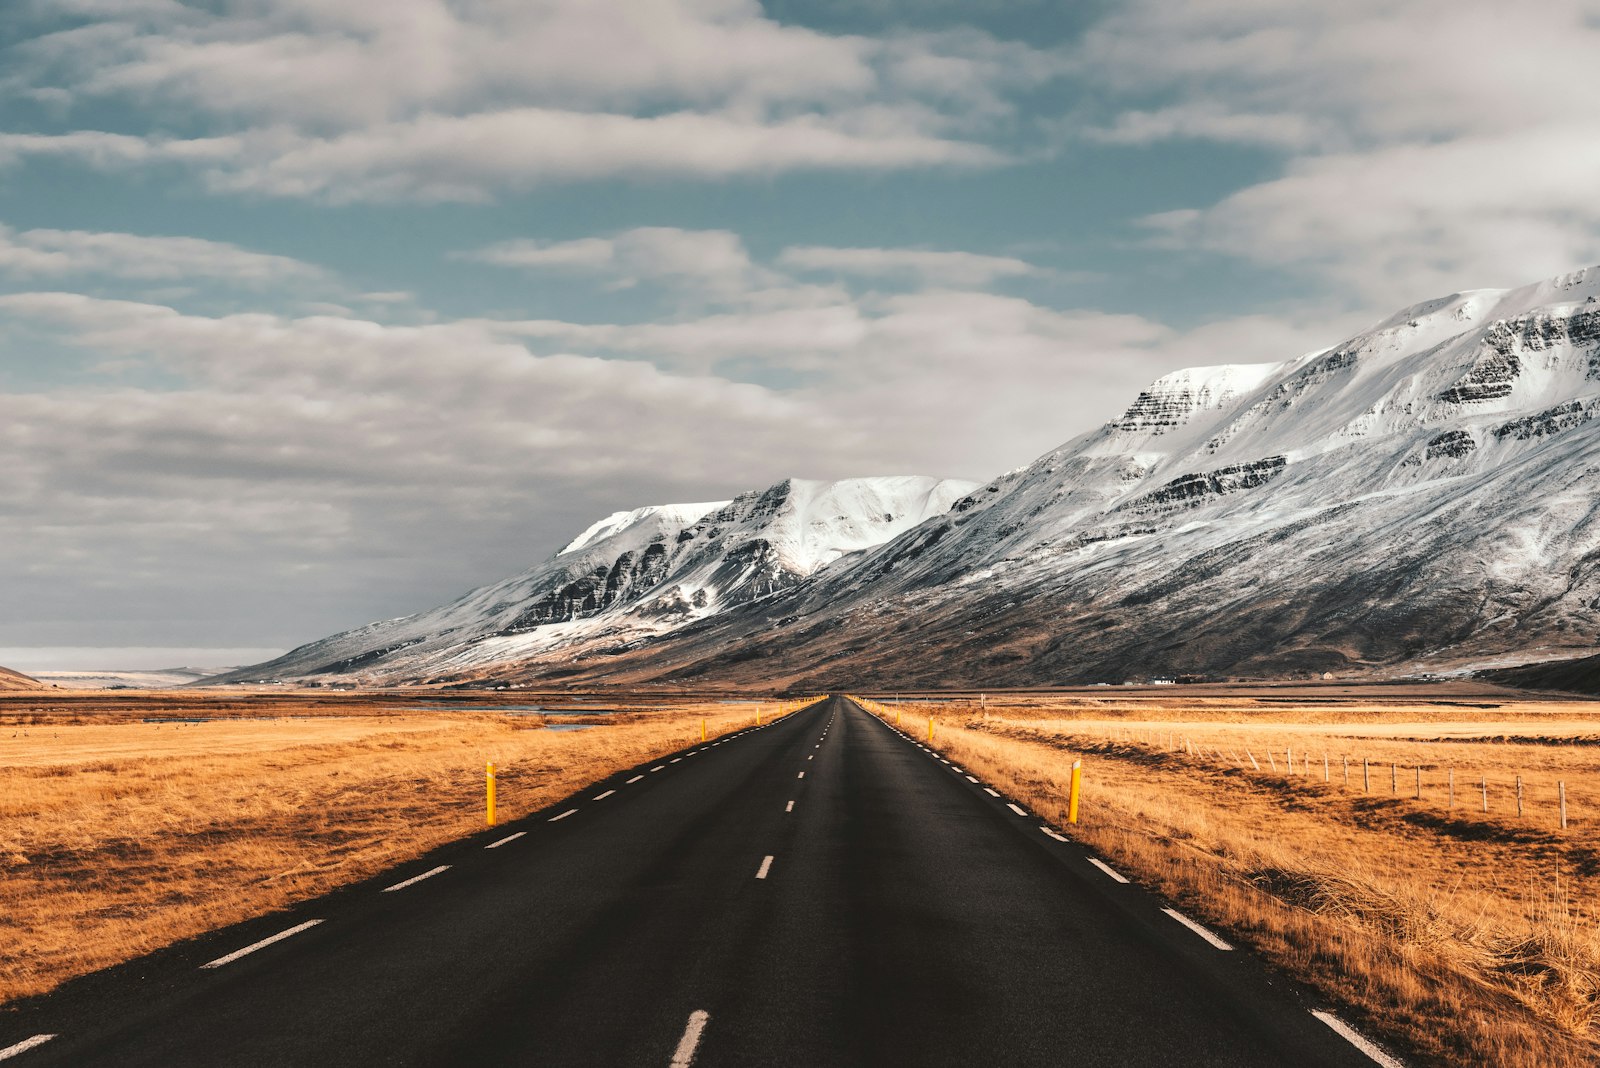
[217,265,1600,689]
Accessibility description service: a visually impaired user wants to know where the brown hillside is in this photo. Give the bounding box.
[0,665,44,691]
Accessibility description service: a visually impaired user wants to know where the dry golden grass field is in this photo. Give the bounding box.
[0,689,800,1007]
[859,684,1600,1068]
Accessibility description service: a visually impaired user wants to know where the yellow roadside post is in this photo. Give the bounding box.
[1067,760,1082,824]
[486,762,497,827]
[928,717,935,742]
[757,707,762,726]
[701,719,706,742]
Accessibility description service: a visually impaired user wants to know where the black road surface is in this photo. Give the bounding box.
[2,697,1395,1067]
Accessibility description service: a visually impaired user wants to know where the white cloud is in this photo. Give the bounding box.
[777,245,1039,287]
[0,224,325,283]
[1078,0,1600,302]
[4,0,1060,201]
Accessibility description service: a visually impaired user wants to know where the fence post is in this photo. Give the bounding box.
[1481,776,1488,813]
[1363,758,1370,792]
[1267,750,1278,773]
[1390,763,1397,794]
[1343,755,1349,787]
[1246,749,1260,771]
[1323,753,1329,783]
[1516,776,1523,818]
[1560,782,1568,829]
[1415,766,1421,800]
[1449,768,1454,809]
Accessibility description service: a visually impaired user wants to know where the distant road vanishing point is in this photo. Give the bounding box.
[3,697,1392,1067]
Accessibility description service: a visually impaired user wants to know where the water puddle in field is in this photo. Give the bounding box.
[543,723,600,731]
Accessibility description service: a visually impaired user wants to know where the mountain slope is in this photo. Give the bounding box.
[0,665,44,691]
[227,265,1600,688]
[213,476,976,684]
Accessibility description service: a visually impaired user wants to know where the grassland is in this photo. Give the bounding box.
[859,685,1600,1068]
[0,689,791,1006]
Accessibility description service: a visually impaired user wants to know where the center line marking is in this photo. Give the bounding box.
[756,855,774,879]
[200,919,323,969]
[1089,858,1130,883]
[383,865,449,893]
[485,831,526,849]
[651,766,665,772]
[594,790,616,800]
[983,787,1000,797]
[797,771,805,779]
[626,775,644,784]
[786,800,795,812]
[1006,803,1027,816]
[549,808,578,822]
[1310,1011,1405,1067]
[1162,908,1233,950]
[0,1036,56,1062]
[807,755,814,760]
[670,1010,711,1068]
[670,758,682,763]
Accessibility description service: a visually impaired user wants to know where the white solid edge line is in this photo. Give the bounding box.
[1040,826,1069,842]
[485,831,526,849]
[594,789,616,800]
[0,1036,56,1063]
[627,775,644,784]
[756,855,774,879]
[200,919,323,969]
[983,787,1000,797]
[1311,1011,1407,1067]
[382,864,450,893]
[786,801,795,812]
[1088,857,1130,883]
[670,1009,711,1068]
[549,808,578,822]
[1162,907,1233,950]
[1006,803,1028,816]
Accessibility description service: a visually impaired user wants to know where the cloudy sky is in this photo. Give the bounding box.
[3,0,1598,670]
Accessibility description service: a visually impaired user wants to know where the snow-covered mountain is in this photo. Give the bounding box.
[214,476,976,684]
[224,266,1600,688]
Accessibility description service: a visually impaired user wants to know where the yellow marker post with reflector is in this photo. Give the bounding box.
[1067,760,1082,824]
[486,762,497,827]
[928,717,935,742]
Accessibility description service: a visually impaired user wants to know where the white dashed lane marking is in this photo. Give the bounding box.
[1310,1011,1405,1068]
[1041,827,1069,843]
[797,772,805,779]
[669,1010,711,1068]
[983,788,1000,798]
[626,775,644,784]
[485,831,525,849]
[1006,803,1027,816]
[1162,908,1233,950]
[1088,858,1130,883]
[651,766,665,773]
[0,1036,56,1062]
[756,855,775,879]
[200,919,323,969]
[549,809,578,822]
[593,790,615,801]
[382,865,450,893]
[965,775,979,783]
[786,801,795,812]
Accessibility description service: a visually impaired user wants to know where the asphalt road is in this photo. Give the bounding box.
[1,696,1397,1066]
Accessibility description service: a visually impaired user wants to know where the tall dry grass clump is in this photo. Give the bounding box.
[0,697,793,1005]
[859,693,1600,1068]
